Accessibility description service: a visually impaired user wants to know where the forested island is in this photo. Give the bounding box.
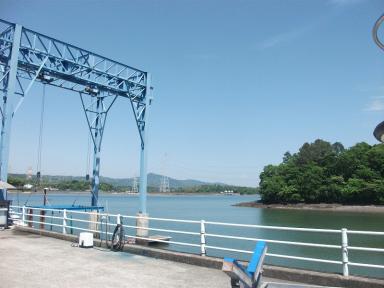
[257,139,384,205]
[172,185,257,195]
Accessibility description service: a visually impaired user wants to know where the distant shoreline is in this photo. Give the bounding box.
[7,191,255,197]
[234,201,384,213]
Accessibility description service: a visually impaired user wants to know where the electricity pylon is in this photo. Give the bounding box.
[132,177,138,194]
[159,175,170,193]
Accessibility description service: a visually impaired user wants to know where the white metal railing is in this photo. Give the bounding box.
[8,205,384,278]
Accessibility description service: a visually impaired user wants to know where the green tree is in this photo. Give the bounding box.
[296,139,334,166]
[258,140,384,205]
[332,142,345,155]
[8,176,26,187]
[283,152,292,163]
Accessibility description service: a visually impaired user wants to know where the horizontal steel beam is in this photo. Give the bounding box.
[0,18,147,100]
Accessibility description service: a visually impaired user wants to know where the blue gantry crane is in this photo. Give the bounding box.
[0,19,153,214]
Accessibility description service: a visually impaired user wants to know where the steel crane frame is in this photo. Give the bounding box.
[0,19,152,213]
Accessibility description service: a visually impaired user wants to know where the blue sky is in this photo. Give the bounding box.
[0,0,383,186]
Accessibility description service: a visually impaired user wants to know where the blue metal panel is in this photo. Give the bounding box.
[247,241,266,274]
[223,258,253,278]
[223,257,235,263]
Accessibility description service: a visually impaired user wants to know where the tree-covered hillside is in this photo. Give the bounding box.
[7,174,258,194]
[259,140,384,205]
[7,173,221,190]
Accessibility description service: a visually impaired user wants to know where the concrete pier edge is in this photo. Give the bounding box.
[14,226,384,288]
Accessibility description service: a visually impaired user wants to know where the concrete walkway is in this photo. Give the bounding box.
[0,229,336,288]
[1,229,232,288]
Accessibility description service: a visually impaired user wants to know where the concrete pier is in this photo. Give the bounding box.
[1,228,383,288]
[136,212,149,245]
[0,229,230,288]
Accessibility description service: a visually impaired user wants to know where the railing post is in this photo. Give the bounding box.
[117,214,121,225]
[89,210,100,239]
[27,209,33,227]
[341,228,349,277]
[62,209,67,234]
[22,205,26,226]
[136,213,149,245]
[39,208,45,230]
[200,220,206,256]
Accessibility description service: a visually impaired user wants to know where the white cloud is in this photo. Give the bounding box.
[256,0,367,50]
[256,24,314,50]
[256,8,331,50]
[364,97,384,112]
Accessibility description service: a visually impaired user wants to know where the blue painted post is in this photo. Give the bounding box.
[139,73,152,214]
[91,96,102,206]
[0,24,22,200]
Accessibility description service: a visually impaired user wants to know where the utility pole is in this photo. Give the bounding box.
[159,153,170,193]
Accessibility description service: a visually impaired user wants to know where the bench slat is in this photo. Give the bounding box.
[247,241,266,275]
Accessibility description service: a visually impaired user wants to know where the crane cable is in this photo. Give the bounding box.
[36,84,46,189]
[85,96,93,181]
[86,122,91,181]
[373,13,384,52]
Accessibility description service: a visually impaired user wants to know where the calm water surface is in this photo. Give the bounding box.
[8,192,384,278]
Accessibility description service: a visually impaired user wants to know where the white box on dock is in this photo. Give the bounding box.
[0,208,7,227]
[78,232,93,248]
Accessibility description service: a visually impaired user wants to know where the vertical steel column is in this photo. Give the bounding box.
[0,24,22,201]
[91,96,102,206]
[139,73,151,214]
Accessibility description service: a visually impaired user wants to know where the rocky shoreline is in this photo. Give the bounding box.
[234,201,384,213]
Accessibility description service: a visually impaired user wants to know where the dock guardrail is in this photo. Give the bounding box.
[9,205,384,278]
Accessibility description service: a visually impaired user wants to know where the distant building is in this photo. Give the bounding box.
[23,184,33,190]
[220,190,235,195]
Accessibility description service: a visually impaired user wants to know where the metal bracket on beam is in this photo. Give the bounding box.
[12,55,49,117]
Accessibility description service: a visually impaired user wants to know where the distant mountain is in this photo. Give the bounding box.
[9,172,225,189]
[101,173,224,188]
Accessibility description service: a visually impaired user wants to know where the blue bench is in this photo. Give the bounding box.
[222,241,267,288]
